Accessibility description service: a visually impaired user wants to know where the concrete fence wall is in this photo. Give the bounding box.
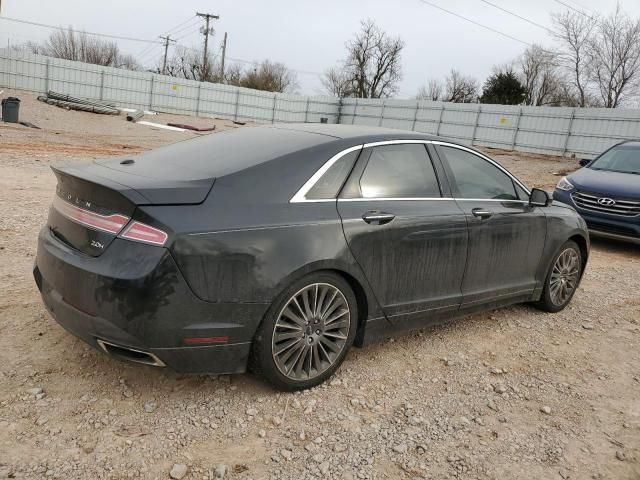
[2,49,640,159]
[341,98,640,159]
[0,49,340,124]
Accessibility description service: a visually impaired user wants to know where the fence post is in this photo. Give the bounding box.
[233,89,240,121]
[271,93,277,123]
[44,58,50,93]
[378,100,386,127]
[148,75,155,110]
[337,97,344,124]
[351,98,358,124]
[411,101,420,131]
[304,97,310,123]
[562,108,576,157]
[511,107,522,151]
[470,105,481,145]
[196,83,202,117]
[436,104,445,136]
[99,70,105,101]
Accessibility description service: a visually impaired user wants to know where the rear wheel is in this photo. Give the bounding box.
[251,272,357,391]
[534,240,582,313]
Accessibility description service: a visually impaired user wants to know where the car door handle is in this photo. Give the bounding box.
[362,211,395,225]
[472,208,493,219]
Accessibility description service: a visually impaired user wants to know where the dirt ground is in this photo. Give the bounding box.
[0,89,638,480]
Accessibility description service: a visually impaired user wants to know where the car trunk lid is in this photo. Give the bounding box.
[49,163,214,257]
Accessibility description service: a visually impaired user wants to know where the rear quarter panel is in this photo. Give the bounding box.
[141,142,386,325]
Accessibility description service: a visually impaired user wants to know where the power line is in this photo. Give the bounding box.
[553,0,597,20]
[136,16,198,60]
[0,16,161,44]
[166,19,201,38]
[174,26,202,41]
[417,0,534,46]
[479,0,554,34]
[163,16,198,36]
[564,0,598,16]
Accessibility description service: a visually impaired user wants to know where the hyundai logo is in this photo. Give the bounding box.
[597,197,616,206]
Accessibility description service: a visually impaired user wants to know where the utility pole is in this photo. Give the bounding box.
[196,12,220,81]
[220,32,227,83]
[159,35,176,75]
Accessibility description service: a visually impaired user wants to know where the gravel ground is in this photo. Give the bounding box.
[0,90,639,480]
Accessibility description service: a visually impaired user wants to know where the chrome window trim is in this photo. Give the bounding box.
[338,197,453,202]
[290,145,363,203]
[456,198,529,204]
[289,139,531,203]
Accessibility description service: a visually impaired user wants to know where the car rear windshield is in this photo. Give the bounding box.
[95,127,333,181]
[590,145,640,175]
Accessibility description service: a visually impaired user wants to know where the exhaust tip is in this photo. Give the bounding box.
[96,339,165,367]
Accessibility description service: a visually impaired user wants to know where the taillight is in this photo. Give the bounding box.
[53,196,129,234]
[119,221,168,246]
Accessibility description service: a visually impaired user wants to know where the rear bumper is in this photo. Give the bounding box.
[553,189,640,244]
[34,227,268,374]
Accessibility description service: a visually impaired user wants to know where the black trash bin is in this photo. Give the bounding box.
[1,97,20,123]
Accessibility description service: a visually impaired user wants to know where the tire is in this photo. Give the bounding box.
[534,240,583,313]
[251,272,358,391]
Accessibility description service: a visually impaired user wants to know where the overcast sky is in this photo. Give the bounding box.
[2,0,640,97]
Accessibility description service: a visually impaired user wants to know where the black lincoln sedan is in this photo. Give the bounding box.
[34,124,589,390]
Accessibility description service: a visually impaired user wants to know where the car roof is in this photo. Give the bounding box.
[617,140,640,148]
[97,123,459,182]
[270,123,444,143]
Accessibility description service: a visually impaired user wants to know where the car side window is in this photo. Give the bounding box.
[358,144,441,199]
[306,149,360,200]
[515,183,530,201]
[439,146,518,200]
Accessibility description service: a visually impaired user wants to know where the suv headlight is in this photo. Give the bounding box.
[556,176,574,191]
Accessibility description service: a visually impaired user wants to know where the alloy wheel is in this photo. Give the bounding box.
[549,248,580,306]
[272,283,351,381]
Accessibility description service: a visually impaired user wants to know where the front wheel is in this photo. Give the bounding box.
[534,240,583,313]
[251,272,358,391]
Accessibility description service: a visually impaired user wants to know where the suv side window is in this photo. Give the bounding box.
[358,144,441,199]
[439,146,518,200]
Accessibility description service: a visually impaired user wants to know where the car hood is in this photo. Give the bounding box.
[568,168,640,198]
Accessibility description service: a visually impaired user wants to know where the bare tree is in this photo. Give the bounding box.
[116,53,142,72]
[416,79,443,101]
[223,63,243,86]
[519,45,561,106]
[322,67,355,97]
[324,19,404,98]
[551,10,597,107]
[27,27,140,70]
[588,5,640,108]
[445,70,478,103]
[238,60,299,93]
[162,45,210,81]
[162,47,298,93]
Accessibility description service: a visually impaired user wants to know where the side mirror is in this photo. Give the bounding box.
[530,188,551,207]
[578,158,590,167]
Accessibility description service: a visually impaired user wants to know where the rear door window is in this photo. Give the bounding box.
[358,144,441,199]
[439,146,518,200]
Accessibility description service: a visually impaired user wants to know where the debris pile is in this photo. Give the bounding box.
[37,91,119,115]
[34,90,217,133]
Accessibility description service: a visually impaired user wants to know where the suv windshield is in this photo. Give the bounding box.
[589,145,640,174]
